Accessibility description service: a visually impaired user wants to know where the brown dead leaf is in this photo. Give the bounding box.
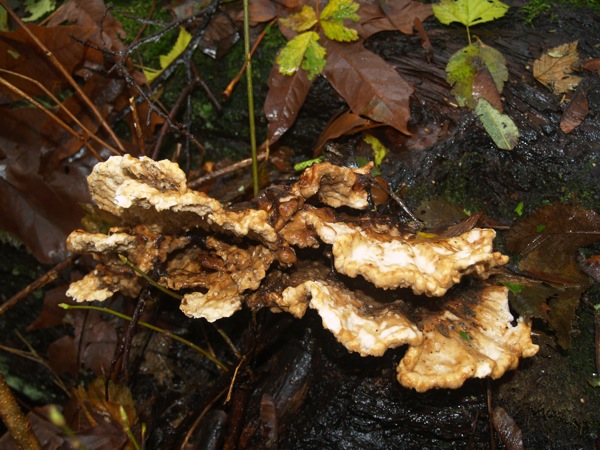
[533,41,582,95]
[265,64,313,145]
[472,56,503,112]
[560,88,588,133]
[47,0,126,51]
[506,202,600,285]
[548,287,583,349]
[48,311,117,376]
[492,407,524,450]
[322,37,413,134]
[582,58,600,76]
[315,111,379,152]
[356,0,433,37]
[0,25,106,101]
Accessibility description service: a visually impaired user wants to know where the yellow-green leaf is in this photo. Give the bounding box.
[475,99,519,150]
[144,28,192,84]
[433,0,509,28]
[277,31,326,80]
[320,0,360,42]
[23,0,56,22]
[321,0,360,22]
[446,41,507,107]
[279,5,317,32]
[321,21,358,42]
[363,134,387,167]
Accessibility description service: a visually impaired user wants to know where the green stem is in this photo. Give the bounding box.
[59,303,229,372]
[243,0,259,196]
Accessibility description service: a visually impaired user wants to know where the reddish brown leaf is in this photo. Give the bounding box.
[548,287,584,349]
[264,64,313,145]
[560,89,588,133]
[506,202,600,285]
[492,407,524,450]
[582,58,600,75]
[0,25,105,101]
[0,107,95,263]
[356,1,432,37]
[472,56,503,112]
[48,311,117,376]
[46,0,125,51]
[199,12,239,58]
[322,38,413,134]
[315,110,379,152]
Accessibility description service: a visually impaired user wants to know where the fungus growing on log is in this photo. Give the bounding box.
[66,155,538,391]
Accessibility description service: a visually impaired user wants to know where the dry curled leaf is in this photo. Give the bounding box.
[533,41,582,95]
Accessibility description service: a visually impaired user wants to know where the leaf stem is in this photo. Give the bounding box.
[59,303,229,372]
[243,0,259,196]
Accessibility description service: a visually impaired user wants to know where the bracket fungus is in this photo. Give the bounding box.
[66,155,538,391]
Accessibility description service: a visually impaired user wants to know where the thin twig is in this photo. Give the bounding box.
[0,0,125,156]
[0,77,104,161]
[0,256,74,316]
[0,69,120,157]
[187,151,268,189]
[222,19,276,100]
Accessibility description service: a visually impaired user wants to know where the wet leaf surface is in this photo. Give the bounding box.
[322,38,413,133]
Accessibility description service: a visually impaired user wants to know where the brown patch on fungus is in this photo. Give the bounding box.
[66,156,538,391]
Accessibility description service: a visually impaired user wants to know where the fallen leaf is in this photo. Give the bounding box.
[355,1,432,38]
[475,99,519,150]
[144,27,192,83]
[548,287,583,349]
[533,41,582,95]
[322,38,413,134]
[560,88,588,133]
[446,40,508,108]
[471,56,503,111]
[264,64,313,145]
[315,110,377,152]
[375,0,433,35]
[506,202,600,285]
[582,58,600,76]
[46,0,126,51]
[492,406,524,450]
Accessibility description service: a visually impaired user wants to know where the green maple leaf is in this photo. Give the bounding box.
[279,5,317,32]
[277,31,326,80]
[320,0,359,42]
[446,41,507,107]
[433,0,509,28]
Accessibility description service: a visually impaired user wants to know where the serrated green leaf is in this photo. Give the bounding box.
[446,41,507,107]
[320,0,359,42]
[279,5,317,32]
[321,21,359,42]
[321,0,360,22]
[475,99,519,150]
[277,31,326,80]
[363,135,387,167]
[23,0,56,22]
[433,0,509,28]
[144,28,192,84]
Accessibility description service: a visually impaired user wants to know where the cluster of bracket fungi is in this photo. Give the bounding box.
[66,155,538,392]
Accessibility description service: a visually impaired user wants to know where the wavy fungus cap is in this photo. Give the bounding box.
[66,155,537,391]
